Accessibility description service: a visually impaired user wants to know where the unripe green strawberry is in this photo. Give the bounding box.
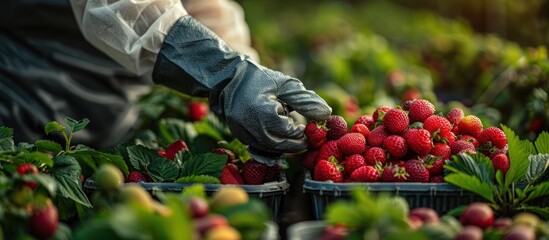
[314,159,343,183]
[446,108,464,125]
[458,115,483,138]
[408,99,435,123]
[403,159,430,182]
[404,128,433,156]
[478,127,507,150]
[450,140,477,155]
[350,165,379,182]
[491,153,510,174]
[363,147,386,166]
[317,140,343,163]
[383,108,410,134]
[338,133,366,156]
[423,115,452,142]
[326,115,348,140]
[373,106,391,123]
[302,150,319,171]
[354,115,375,129]
[343,154,366,174]
[383,135,408,158]
[368,125,389,147]
[381,164,408,182]
[350,123,369,138]
[305,121,328,149]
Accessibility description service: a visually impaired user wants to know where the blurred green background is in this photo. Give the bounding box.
[233,0,549,140]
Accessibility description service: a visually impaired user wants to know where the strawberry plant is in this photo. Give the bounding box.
[444,126,549,217]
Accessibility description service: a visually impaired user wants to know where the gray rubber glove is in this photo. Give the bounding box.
[153,16,331,163]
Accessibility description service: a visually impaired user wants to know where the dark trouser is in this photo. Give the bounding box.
[0,33,151,149]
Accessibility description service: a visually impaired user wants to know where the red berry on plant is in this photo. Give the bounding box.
[187,197,209,219]
[17,163,39,189]
[478,126,507,150]
[30,203,59,239]
[164,139,189,160]
[491,154,510,174]
[188,101,209,122]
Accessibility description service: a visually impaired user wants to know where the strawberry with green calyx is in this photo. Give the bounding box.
[383,108,409,134]
[403,128,433,156]
[446,107,464,125]
[314,156,343,183]
[164,139,189,160]
[343,154,366,174]
[450,140,477,155]
[423,155,446,176]
[383,135,408,158]
[363,147,386,166]
[457,115,483,138]
[459,135,479,147]
[350,165,379,182]
[187,100,209,122]
[408,99,435,123]
[317,140,343,163]
[381,164,408,182]
[349,123,369,139]
[337,132,366,156]
[219,163,244,184]
[430,143,451,160]
[241,160,267,185]
[326,115,348,140]
[29,200,59,239]
[367,125,389,147]
[403,159,430,182]
[354,115,375,129]
[305,120,328,149]
[16,163,39,189]
[372,106,391,123]
[423,115,452,143]
[212,148,236,163]
[477,126,507,150]
[491,153,510,174]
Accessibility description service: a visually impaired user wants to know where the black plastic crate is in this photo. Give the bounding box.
[84,175,290,221]
[302,171,483,219]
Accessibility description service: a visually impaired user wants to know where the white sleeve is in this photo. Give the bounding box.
[69,0,188,76]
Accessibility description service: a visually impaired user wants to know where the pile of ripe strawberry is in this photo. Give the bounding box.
[304,98,509,183]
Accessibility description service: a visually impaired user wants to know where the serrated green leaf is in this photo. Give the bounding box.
[448,153,494,184]
[523,181,549,203]
[55,194,77,220]
[15,142,34,151]
[0,127,14,152]
[502,125,532,188]
[127,145,159,172]
[50,155,92,207]
[219,139,251,161]
[193,122,223,141]
[24,174,57,196]
[181,153,226,178]
[175,175,220,184]
[68,150,128,176]
[159,118,197,145]
[535,131,549,154]
[445,173,495,203]
[189,135,218,154]
[45,121,65,135]
[35,139,62,155]
[148,159,180,182]
[180,184,206,199]
[13,151,54,168]
[526,154,549,184]
[65,117,90,133]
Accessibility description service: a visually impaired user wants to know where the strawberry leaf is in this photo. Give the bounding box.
[526,153,549,184]
[180,184,206,199]
[13,151,54,168]
[65,117,90,134]
[68,150,128,177]
[523,181,549,203]
[181,153,225,177]
[0,126,14,152]
[50,155,92,208]
[502,125,532,188]
[175,175,220,184]
[444,173,495,203]
[35,139,62,155]
[44,121,65,135]
[535,131,549,154]
[148,159,180,182]
[159,118,197,145]
[446,153,494,185]
[193,121,224,142]
[127,145,159,171]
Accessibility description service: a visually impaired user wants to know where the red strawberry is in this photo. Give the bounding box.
[305,121,328,149]
[408,99,435,123]
[478,127,507,150]
[241,160,268,185]
[373,106,392,123]
[219,163,244,184]
[157,150,167,158]
[460,135,479,148]
[17,163,39,189]
[383,108,409,134]
[188,101,209,122]
[490,145,508,159]
[126,171,151,183]
[338,133,366,156]
[354,115,375,129]
[383,135,408,158]
[430,175,445,183]
[264,164,281,183]
[458,115,483,138]
[451,140,477,155]
[350,165,379,182]
[165,139,189,160]
[403,159,430,182]
[364,147,387,166]
[302,150,319,170]
[343,154,366,174]
[402,99,416,111]
[326,115,348,140]
[212,148,236,163]
[491,154,510,174]
[446,108,464,125]
[30,203,59,239]
[424,155,446,176]
[381,164,408,182]
[423,115,452,142]
[350,123,370,139]
[430,143,451,160]
[368,125,389,147]
[314,159,343,183]
[317,140,343,163]
[404,128,433,156]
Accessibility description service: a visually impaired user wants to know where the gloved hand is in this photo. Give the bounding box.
[153,16,331,163]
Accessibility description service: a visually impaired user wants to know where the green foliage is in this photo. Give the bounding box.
[148,158,179,182]
[181,153,226,178]
[50,155,91,208]
[535,131,549,154]
[0,127,14,152]
[175,175,220,184]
